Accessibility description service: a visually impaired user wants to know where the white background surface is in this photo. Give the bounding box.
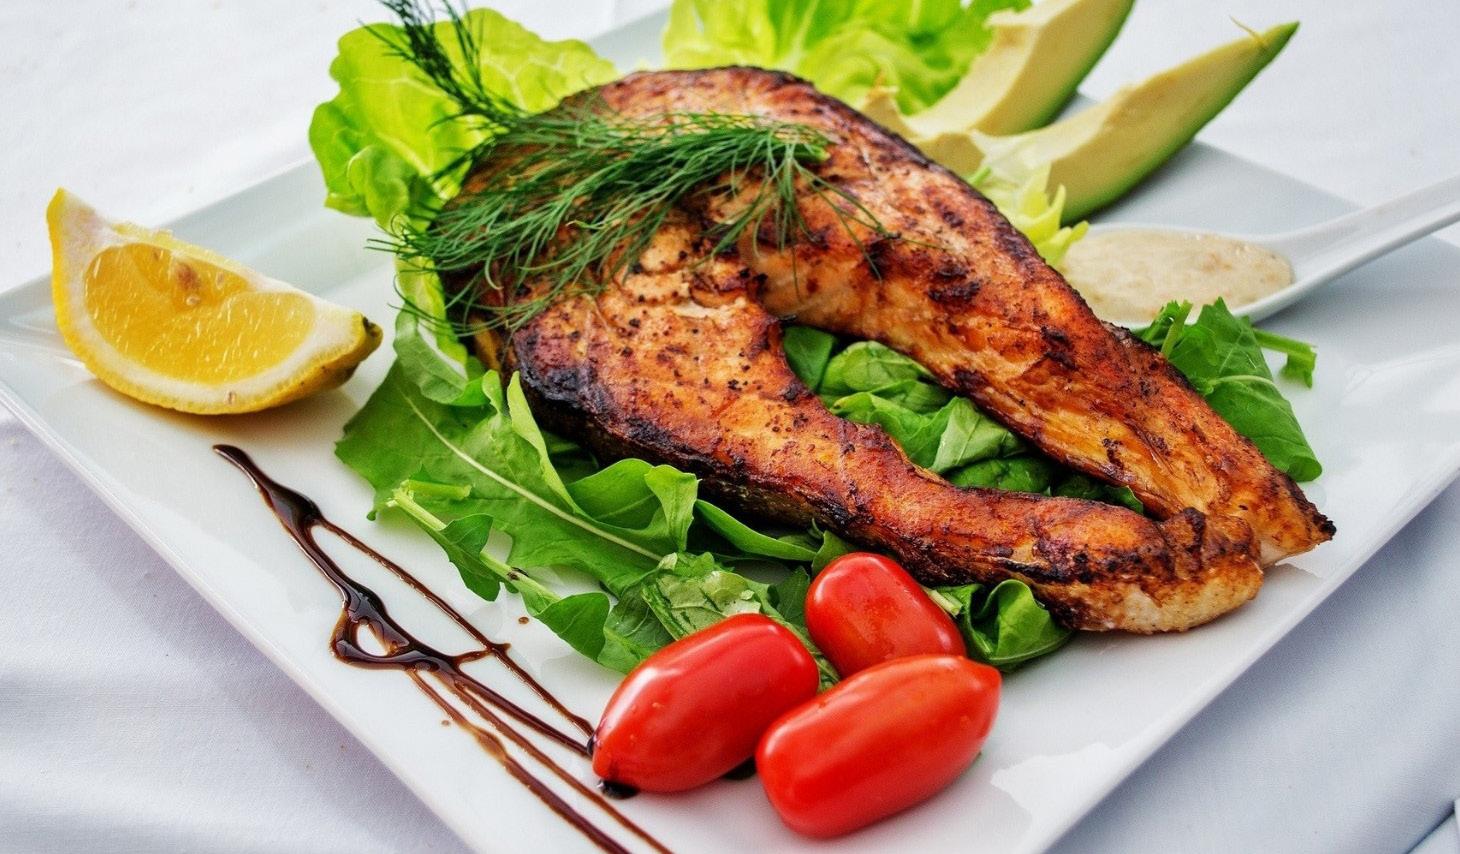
[2,1,1457,852]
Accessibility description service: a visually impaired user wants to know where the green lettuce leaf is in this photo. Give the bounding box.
[1137,300,1322,481]
[658,2,1087,264]
[319,5,1324,685]
[662,0,1028,114]
[970,165,1089,268]
[780,326,837,390]
[935,580,1072,668]
[340,360,841,676]
[791,334,1052,485]
[693,500,818,562]
[391,263,486,406]
[309,8,616,229]
[339,365,680,593]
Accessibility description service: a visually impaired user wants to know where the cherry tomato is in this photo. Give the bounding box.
[806,552,965,676]
[756,654,1000,838]
[592,613,818,793]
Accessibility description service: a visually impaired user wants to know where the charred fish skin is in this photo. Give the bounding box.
[503,222,1262,634]
[575,67,1332,565]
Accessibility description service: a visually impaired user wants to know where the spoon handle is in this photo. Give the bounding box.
[1268,173,1460,282]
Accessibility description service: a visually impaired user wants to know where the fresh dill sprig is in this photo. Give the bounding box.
[367,0,888,333]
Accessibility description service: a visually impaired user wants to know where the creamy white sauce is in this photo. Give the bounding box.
[1060,229,1293,324]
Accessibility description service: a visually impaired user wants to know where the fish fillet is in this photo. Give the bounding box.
[578,67,1334,565]
[449,68,1332,632]
[502,221,1262,632]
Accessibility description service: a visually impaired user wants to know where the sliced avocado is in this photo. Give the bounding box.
[864,0,1134,137]
[977,22,1298,221]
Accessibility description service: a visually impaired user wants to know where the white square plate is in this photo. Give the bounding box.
[4,12,1459,854]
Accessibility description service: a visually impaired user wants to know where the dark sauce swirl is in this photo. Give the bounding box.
[215,445,668,854]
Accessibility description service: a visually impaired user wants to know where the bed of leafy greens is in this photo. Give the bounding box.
[313,2,1321,682]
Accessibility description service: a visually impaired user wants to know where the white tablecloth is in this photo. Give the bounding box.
[2,2,1457,851]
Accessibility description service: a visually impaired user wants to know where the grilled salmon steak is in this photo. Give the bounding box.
[455,67,1332,632]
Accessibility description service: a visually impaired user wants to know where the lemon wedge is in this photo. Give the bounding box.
[47,189,381,414]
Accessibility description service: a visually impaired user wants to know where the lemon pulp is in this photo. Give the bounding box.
[84,243,317,383]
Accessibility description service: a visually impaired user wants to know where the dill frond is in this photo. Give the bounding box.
[370,0,888,333]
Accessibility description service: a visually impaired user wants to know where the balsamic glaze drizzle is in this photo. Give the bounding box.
[215,445,668,854]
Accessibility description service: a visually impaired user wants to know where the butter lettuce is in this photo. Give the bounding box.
[310,9,616,423]
[309,8,616,229]
[970,165,1088,268]
[663,0,1028,114]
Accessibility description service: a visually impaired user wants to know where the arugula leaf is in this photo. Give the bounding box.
[339,365,676,593]
[1252,327,1318,387]
[693,500,818,562]
[310,7,616,228]
[1138,300,1321,481]
[386,480,673,671]
[768,569,812,625]
[662,0,1027,114]
[644,562,839,686]
[596,591,678,672]
[935,580,1072,669]
[321,6,1330,685]
[340,360,851,677]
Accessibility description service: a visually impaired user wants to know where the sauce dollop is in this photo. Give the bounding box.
[1061,229,1293,324]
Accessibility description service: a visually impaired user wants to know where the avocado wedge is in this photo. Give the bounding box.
[861,0,1134,137]
[978,22,1298,221]
[865,21,1298,224]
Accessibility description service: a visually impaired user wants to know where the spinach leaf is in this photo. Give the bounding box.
[1138,300,1321,481]
[931,398,1026,473]
[826,392,952,468]
[819,341,951,412]
[935,580,1072,669]
[1052,473,1144,514]
[781,326,837,390]
[947,455,1057,493]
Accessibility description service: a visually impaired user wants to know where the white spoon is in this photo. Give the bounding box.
[1085,172,1460,324]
